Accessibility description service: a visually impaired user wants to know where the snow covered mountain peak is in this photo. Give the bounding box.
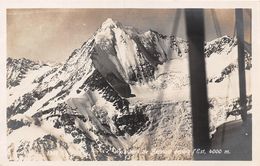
[101,18,122,30]
[207,35,233,45]
[98,18,141,39]
[6,18,252,161]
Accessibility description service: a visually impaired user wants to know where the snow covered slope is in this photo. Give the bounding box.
[6,18,252,161]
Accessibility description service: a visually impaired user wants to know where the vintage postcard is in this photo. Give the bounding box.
[0,0,259,166]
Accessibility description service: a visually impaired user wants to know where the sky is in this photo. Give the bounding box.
[7,9,251,63]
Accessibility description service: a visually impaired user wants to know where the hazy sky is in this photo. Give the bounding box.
[7,9,251,62]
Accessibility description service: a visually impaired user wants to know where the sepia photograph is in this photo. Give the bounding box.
[0,1,259,165]
[5,8,252,161]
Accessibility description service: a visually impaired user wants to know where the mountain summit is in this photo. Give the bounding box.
[101,18,122,29]
[7,18,251,161]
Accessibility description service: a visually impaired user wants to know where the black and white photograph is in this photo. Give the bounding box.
[0,1,260,165]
